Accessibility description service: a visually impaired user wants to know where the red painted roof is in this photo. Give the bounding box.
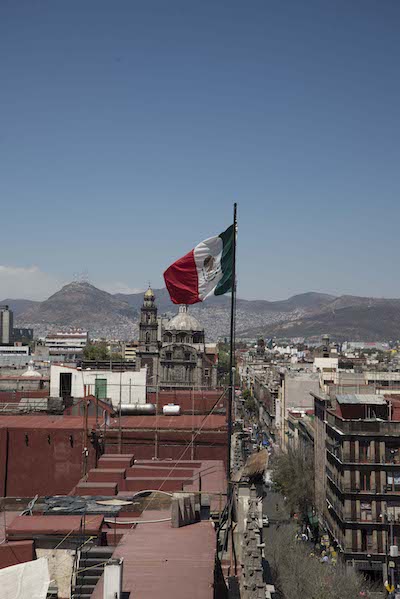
[0,540,35,569]
[0,414,227,431]
[0,511,21,542]
[107,415,227,430]
[91,520,216,599]
[183,460,226,511]
[7,515,104,536]
[0,415,95,429]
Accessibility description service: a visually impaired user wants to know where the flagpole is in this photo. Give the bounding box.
[227,202,237,492]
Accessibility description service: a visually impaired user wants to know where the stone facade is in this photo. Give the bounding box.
[136,289,217,390]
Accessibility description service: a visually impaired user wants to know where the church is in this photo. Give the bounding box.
[135,288,218,389]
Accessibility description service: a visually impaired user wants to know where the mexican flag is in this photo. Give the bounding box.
[163,224,234,304]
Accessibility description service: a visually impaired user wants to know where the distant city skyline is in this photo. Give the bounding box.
[1,2,400,301]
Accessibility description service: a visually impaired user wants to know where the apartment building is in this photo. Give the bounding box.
[45,331,88,360]
[0,305,13,345]
[313,391,400,582]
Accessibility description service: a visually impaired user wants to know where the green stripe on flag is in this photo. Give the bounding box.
[214,224,234,296]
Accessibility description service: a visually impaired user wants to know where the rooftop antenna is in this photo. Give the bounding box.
[80,270,89,283]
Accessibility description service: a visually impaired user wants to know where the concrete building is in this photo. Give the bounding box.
[136,288,217,390]
[286,408,315,453]
[0,306,13,345]
[13,328,33,344]
[50,364,147,407]
[44,331,88,361]
[313,390,400,583]
[244,360,318,447]
[280,370,319,448]
[0,345,29,357]
[123,342,137,362]
[0,345,31,368]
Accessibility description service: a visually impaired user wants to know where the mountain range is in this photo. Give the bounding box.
[2,281,400,341]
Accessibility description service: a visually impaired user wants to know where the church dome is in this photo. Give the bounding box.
[144,287,154,299]
[165,305,203,332]
[22,359,42,378]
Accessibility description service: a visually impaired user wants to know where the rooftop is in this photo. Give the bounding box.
[0,414,227,431]
[91,518,216,599]
[336,394,387,405]
[7,515,104,536]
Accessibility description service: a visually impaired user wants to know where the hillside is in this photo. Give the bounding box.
[115,289,336,314]
[17,281,137,338]
[243,301,400,342]
[10,281,400,341]
[0,298,39,316]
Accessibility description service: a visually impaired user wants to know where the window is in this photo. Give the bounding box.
[359,440,370,462]
[386,443,400,464]
[387,472,400,492]
[204,368,209,377]
[166,352,172,361]
[361,530,373,552]
[387,502,400,523]
[184,352,190,361]
[360,471,371,491]
[360,502,372,522]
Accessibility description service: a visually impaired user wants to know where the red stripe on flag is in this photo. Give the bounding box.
[163,249,200,304]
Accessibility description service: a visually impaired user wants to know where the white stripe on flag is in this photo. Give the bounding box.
[193,235,224,301]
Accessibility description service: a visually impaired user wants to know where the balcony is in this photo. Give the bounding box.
[326,492,344,520]
[327,473,384,496]
[341,484,378,494]
[327,446,400,468]
[326,412,400,436]
[326,471,344,493]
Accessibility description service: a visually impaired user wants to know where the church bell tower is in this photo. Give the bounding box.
[136,287,159,380]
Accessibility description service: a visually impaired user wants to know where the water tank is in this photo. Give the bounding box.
[162,403,181,416]
[119,403,156,415]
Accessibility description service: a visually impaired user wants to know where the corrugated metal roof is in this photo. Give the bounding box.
[91,519,216,599]
[336,394,387,405]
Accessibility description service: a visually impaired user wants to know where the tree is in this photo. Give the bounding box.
[242,388,252,400]
[83,342,110,360]
[267,523,372,599]
[244,395,257,415]
[271,446,314,519]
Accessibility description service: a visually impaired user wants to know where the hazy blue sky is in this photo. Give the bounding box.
[1,1,400,300]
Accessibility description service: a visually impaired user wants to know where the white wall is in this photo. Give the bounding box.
[284,372,320,410]
[50,365,147,407]
[313,357,339,372]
